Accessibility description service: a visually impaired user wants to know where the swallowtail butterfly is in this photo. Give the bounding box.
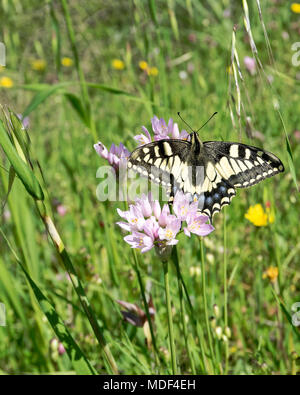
[128,131,284,221]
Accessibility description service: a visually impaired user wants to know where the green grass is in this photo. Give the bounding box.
[0,0,299,375]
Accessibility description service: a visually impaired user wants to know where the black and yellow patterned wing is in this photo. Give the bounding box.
[128,139,191,192]
[200,141,284,218]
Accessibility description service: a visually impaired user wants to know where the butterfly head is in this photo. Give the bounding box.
[190,131,203,155]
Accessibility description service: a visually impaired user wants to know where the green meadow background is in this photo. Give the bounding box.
[0,0,299,375]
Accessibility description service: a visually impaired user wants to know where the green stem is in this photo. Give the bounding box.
[200,237,216,374]
[223,208,229,374]
[132,250,160,367]
[163,259,177,374]
[172,247,196,374]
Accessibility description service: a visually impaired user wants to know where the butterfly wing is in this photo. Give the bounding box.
[203,141,284,188]
[128,139,191,193]
[199,141,284,219]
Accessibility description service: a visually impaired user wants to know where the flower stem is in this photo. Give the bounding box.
[223,207,229,374]
[200,237,216,374]
[132,250,160,366]
[172,247,196,374]
[163,259,177,374]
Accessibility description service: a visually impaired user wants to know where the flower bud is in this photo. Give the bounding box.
[213,304,220,318]
[215,326,223,340]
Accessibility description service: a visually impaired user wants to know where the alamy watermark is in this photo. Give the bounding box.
[291,42,300,67]
[95,163,206,209]
[291,302,300,327]
[0,42,5,66]
[0,303,6,326]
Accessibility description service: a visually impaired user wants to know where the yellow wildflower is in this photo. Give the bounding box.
[245,204,268,226]
[0,76,13,88]
[262,266,279,283]
[31,59,46,71]
[112,59,125,70]
[139,60,148,70]
[291,3,300,13]
[61,57,73,67]
[148,66,159,76]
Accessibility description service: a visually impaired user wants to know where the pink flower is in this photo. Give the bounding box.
[173,191,198,221]
[94,141,130,171]
[157,204,170,227]
[135,193,153,218]
[57,204,67,217]
[171,123,189,140]
[244,56,256,75]
[184,212,214,237]
[134,126,152,146]
[117,191,214,256]
[133,116,190,146]
[117,205,145,231]
[124,231,154,253]
[158,215,181,245]
[58,343,66,355]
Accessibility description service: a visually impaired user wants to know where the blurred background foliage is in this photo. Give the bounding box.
[0,0,299,374]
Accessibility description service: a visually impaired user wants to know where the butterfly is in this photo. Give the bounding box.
[127,130,284,221]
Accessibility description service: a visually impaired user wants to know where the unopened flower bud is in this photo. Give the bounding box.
[215,326,223,340]
[213,304,220,318]
[225,326,231,339]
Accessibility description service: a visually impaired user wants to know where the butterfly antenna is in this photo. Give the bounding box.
[177,112,194,133]
[196,112,218,132]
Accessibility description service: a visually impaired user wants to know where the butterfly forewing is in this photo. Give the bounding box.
[128,139,190,191]
[203,141,284,188]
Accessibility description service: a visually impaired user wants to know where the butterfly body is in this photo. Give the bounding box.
[128,131,284,221]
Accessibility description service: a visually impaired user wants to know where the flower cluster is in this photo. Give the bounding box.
[134,116,189,146]
[117,192,214,254]
[94,141,130,171]
[94,116,190,171]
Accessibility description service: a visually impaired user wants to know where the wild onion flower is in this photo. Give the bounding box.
[134,116,189,146]
[94,141,130,171]
[117,192,214,256]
